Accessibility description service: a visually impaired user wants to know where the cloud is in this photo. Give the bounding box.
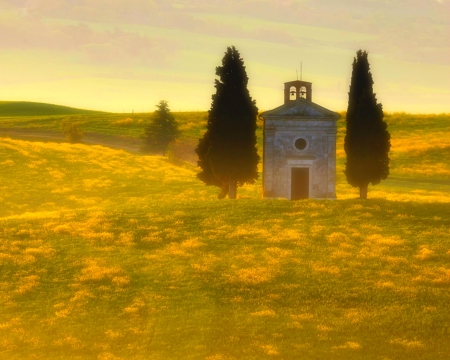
[10,0,158,23]
[0,9,181,67]
[1,0,448,80]
[6,0,449,53]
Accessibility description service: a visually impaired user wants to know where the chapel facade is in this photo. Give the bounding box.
[260,80,340,200]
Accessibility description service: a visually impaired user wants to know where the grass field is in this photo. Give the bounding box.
[1,102,449,180]
[1,106,450,359]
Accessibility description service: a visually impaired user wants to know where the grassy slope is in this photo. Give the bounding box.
[0,102,208,139]
[1,108,450,359]
[0,101,106,117]
[1,104,449,180]
[1,140,450,359]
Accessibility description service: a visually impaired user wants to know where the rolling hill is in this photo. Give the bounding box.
[0,101,106,116]
[0,106,450,359]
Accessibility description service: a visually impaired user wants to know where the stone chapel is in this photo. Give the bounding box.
[260,80,340,200]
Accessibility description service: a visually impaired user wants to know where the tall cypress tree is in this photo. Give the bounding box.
[196,46,259,199]
[344,50,391,199]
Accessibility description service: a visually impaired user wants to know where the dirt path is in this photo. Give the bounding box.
[0,128,198,164]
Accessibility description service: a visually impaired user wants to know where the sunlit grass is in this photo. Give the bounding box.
[1,112,450,359]
[3,110,449,179]
[336,113,450,184]
[1,138,450,359]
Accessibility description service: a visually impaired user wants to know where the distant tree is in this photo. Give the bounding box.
[344,50,391,199]
[61,120,83,143]
[142,100,180,155]
[196,46,259,199]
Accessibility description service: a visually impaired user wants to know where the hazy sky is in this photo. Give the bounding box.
[0,0,449,113]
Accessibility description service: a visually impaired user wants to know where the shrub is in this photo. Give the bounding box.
[61,120,83,143]
[112,118,134,127]
[165,141,177,163]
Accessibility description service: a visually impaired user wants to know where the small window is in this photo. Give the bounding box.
[295,138,307,150]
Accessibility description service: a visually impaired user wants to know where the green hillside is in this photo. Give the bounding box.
[0,104,209,141]
[2,108,449,185]
[0,101,106,116]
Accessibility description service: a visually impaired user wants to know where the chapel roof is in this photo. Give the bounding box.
[261,97,340,119]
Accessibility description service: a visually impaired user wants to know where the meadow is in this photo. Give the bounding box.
[0,102,208,139]
[1,105,450,359]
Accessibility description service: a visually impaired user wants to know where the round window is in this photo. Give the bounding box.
[295,138,307,150]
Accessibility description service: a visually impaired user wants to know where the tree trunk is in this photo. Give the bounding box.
[359,184,368,199]
[229,178,237,199]
[217,184,228,199]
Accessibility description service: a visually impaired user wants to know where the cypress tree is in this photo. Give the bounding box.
[344,50,391,199]
[142,100,179,155]
[196,46,259,199]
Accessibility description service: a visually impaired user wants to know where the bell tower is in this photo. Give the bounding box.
[284,80,312,104]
